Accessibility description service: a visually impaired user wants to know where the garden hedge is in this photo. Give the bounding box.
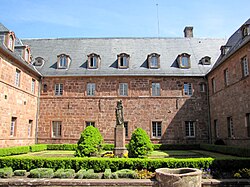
[153,144,200,150]
[200,144,250,157]
[0,146,30,157]
[46,144,77,151]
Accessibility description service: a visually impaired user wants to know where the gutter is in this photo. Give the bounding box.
[205,75,212,144]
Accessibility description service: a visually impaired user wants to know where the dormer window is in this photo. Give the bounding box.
[199,56,211,65]
[57,54,70,69]
[241,24,250,38]
[33,57,45,66]
[220,46,231,56]
[7,32,15,51]
[148,53,160,69]
[24,47,31,63]
[117,53,129,69]
[178,53,191,68]
[87,53,100,69]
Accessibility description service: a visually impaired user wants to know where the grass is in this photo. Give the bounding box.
[10,151,75,158]
[148,150,204,158]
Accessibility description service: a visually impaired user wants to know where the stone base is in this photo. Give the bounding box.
[114,125,127,157]
[114,147,128,158]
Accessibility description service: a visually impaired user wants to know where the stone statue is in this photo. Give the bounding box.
[115,100,124,126]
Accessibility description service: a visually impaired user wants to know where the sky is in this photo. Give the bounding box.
[0,0,250,39]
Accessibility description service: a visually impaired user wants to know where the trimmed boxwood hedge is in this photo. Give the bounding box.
[30,144,47,152]
[46,144,77,151]
[0,146,30,157]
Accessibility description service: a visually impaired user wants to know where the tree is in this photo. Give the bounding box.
[75,126,103,157]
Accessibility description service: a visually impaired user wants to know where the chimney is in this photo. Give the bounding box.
[184,26,193,38]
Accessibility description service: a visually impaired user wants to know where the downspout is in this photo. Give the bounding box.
[35,78,42,144]
[205,76,212,144]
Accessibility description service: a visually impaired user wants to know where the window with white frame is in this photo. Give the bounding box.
[119,83,128,96]
[86,121,95,127]
[152,121,162,137]
[227,116,234,138]
[52,121,62,138]
[31,79,35,93]
[242,56,249,77]
[185,121,195,137]
[28,120,33,137]
[59,56,67,68]
[148,53,160,68]
[88,53,100,69]
[224,68,229,86]
[15,69,21,87]
[124,122,128,137]
[212,78,216,93]
[178,53,191,68]
[199,83,206,92]
[10,117,16,136]
[118,53,129,68]
[8,34,14,50]
[87,83,95,96]
[246,113,250,137]
[152,82,160,96]
[183,83,192,96]
[214,119,219,138]
[24,48,30,62]
[55,83,63,96]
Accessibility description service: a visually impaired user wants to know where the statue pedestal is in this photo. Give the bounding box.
[114,125,127,157]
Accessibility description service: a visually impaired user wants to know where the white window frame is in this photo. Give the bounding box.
[214,119,219,138]
[10,117,16,136]
[15,69,21,87]
[200,83,206,92]
[119,83,128,96]
[152,82,160,96]
[185,121,195,137]
[227,117,234,138]
[59,56,67,68]
[55,83,63,96]
[151,56,158,68]
[24,49,29,62]
[87,83,95,96]
[31,79,35,93]
[52,121,62,138]
[120,56,128,67]
[90,56,97,68]
[8,35,14,50]
[242,56,249,77]
[152,121,162,138]
[184,83,192,96]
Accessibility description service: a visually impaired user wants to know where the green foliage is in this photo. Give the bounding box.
[75,126,103,157]
[0,146,30,157]
[153,144,200,150]
[135,169,155,179]
[54,168,75,178]
[81,169,101,179]
[200,144,250,157]
[233,168,250,179]
[111,172,118,179]
[102,144,114,151]
[14,170,27,176]
[115,169,137,178]
[29,168,54,178]
[128,128,153,158]
[103,169,112,179]
[0,167,13,178]
[30,144,47,152]
[75,169,86,179]
[47,144,77,150]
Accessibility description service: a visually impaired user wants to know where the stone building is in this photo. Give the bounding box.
[0,18,249,148]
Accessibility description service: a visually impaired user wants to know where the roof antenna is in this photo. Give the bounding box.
[156,3,160,38]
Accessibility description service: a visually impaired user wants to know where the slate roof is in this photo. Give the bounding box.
[22,37,226,77]
[0,23,9,33]
[211,18,250,72]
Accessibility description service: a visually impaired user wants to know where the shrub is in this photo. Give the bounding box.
[128,128,153,158]
[54,168,75,178]
[0,167,13,178]
[233,168,250,179]
[111,172,118,179]
[0,146,30,157]
[30,144,47,152]
[14,170,27,176]
[103,169,112,179]
[29,168,54,178]
[47,144,77,150]
[135,169,155,179]
[115,169,137,179]
[102,144,114,151]
[75,169,86,179]
[82,169,101,179]
[75,126,103,157]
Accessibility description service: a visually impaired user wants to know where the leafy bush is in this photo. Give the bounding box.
[30,144,47,152]
[103,169,112,179]
[14,170,27,176]
[29,168,54,178]
[81,169,101,179]
[153,144,200,150]
[0,167,13,178]
[115,169,137,178]
[135,169,155,179]
[0,146,30,157]
[233,168,250,179]
[75,169,86,179]
[75,126,103,157]
[111,173,118,179]
[200,144,250,157]
[102,144,114,151]
[47,144,77,150]
[54,168,75,178]
[128,128,153,158]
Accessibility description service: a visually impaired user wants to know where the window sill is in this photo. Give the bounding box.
[51,137,62,139]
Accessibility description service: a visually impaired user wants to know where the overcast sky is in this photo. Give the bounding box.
[0,0,249,39]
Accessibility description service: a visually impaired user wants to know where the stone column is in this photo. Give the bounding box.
[114,125,127,157]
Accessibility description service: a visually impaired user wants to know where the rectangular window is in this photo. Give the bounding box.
[151,56,158,67]
[55,83,63,96]
[31,79,35,93]
[242,56,249,77]
[185,121,195,137]
[152,121,162,137]
[227,117,234,138]
[90,57,97,68]
[86,121,95,127]
[10,117,16,136]
[87,83,95,96]
[120,56,127,67]
[52,121,62,138]
[59,56,67,68]
[214,119,218,138]
[152,83,160,96]
[246,113,250,137]
[119,83,128,96]
[184,83,192,96]
[28,120,33,137]
[224,68,229,86]
[200,83,206,92]
[212,78,216,93]
[15,69,21,87]
[124,122,128,137]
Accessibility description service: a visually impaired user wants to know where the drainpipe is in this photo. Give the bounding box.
[35,78,42,144]
[205,76,212,144]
